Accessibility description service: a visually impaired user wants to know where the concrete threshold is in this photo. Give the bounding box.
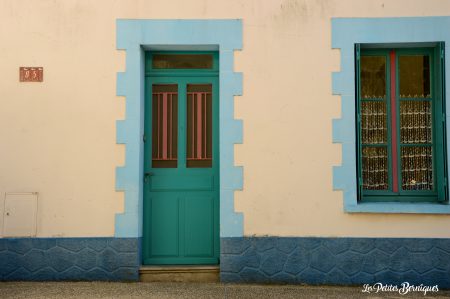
[139,265,220,282]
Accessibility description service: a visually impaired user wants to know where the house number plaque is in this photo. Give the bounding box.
[20,67,43,82]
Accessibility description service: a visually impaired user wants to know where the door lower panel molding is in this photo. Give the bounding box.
[150,175,214,191]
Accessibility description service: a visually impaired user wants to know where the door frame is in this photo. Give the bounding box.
[115,21,244,261]
[143,55,220,264]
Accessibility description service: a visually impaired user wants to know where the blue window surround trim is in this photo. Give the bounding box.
[332,17,450,214]
[115,20,244,237]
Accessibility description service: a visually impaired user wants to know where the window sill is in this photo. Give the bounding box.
[345,202,450,214]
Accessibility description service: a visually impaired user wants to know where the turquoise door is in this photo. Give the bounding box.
[143,52,219,265]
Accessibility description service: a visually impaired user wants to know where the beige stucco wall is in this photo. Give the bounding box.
[1,0,450,237]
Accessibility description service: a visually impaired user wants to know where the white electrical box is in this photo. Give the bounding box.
[3,192,38,237]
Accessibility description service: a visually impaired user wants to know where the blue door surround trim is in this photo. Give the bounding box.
[332,17,450,213]
[115,20,244,237]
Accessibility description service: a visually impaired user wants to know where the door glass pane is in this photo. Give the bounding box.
[401,146,433,190]
[362,146,389,190]
[152,84,178,168]
[187,84,212,168]
[153,54,213,69]
[400,101,432,144]
[399,55,430,98]
[361,101,387,144]
[360,56,386,99]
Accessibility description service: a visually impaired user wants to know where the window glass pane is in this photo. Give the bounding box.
[401,146,433,190]
[361,101,387,144]
[152,84,178,168]
[361,56,386,99]
[187,84,212,168]
[153,54,213,69]
[362,146,389,190]
[399,55,430,98]
[400,101,432,144]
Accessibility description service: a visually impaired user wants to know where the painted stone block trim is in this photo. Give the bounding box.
[332,17,450,213]
[115,19,244,238]
[220,237,450,287]
[0,238,139,281]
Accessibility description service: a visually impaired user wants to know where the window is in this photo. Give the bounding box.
[152,54,213,69]
[356,43,447,202]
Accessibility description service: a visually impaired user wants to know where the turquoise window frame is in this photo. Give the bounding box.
[115,20,243,237]
[356,46,447,203]
[146,51,219,74]
[332,17,450,213]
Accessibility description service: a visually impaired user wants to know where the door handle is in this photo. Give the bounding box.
[144,172,154,183]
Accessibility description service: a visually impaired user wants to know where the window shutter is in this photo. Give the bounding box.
[355,43,363,201]
[438,42,448,201]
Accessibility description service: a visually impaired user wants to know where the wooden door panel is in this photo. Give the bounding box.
[143,70,219,265]
[184,196,214,257]
[149,195,179,257]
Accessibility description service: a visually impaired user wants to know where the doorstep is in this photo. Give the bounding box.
[139,265,220,282]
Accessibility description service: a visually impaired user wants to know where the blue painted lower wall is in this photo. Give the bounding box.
[0,238,140,281]
[4,236,450,285]
[221,237,450,287]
